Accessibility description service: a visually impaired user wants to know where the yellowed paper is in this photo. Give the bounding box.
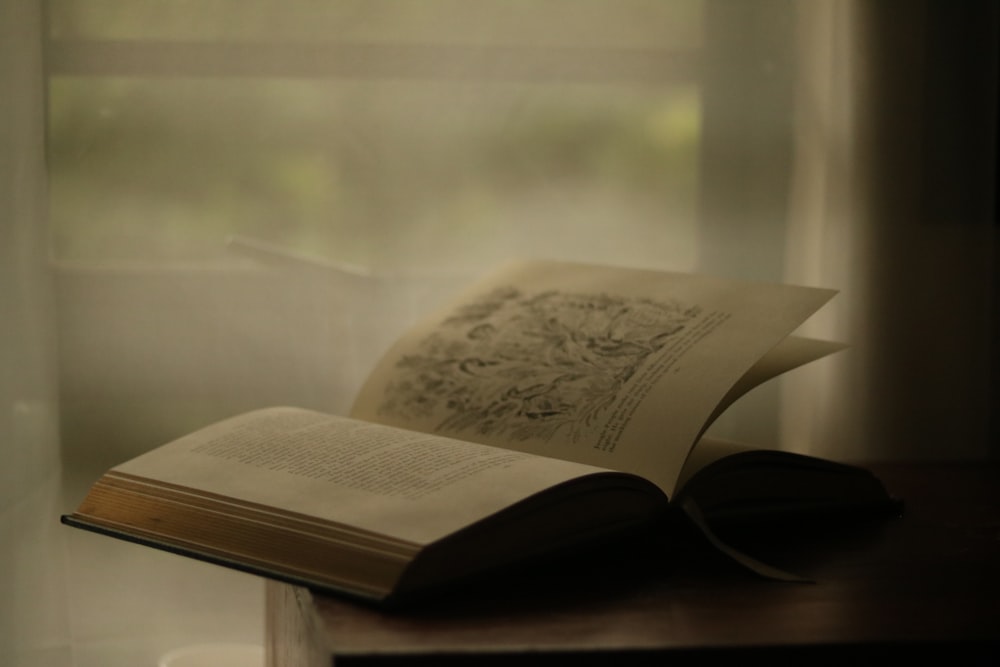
[351,260,836,495]
[114,407,612,545]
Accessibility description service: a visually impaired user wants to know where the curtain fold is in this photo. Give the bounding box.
[0,0,71,665]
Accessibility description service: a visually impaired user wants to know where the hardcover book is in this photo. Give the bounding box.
[62,260,893,605]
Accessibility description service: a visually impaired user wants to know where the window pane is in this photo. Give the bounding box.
[50,76,698,269]
[48,3,702,272]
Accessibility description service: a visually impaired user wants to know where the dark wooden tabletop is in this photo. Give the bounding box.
[266,462,1000,665]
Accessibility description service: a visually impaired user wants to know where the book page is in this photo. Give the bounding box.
[707,336,846,427]
[351,260,836,495]
[111,407,616,545]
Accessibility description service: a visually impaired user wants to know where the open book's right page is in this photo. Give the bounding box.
[351,260,836,497]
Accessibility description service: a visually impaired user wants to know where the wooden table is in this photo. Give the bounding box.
[265,463,1000,665]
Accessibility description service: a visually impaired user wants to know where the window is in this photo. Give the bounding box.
[51,2,802,476]
[48,1,801,473]
[47,1,704,271]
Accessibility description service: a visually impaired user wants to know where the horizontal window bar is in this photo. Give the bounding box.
[47,40,701,83]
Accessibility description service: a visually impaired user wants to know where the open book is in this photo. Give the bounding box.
[62,260,893,605]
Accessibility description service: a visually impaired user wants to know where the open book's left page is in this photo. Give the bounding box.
[78,407,619,547]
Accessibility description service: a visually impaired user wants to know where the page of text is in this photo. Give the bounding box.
[114,407,613,545]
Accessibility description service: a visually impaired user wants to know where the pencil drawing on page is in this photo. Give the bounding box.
[378,287,702,443]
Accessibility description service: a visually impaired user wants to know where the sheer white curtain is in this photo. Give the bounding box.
[1,2,996,665]
[1,1,69,665]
